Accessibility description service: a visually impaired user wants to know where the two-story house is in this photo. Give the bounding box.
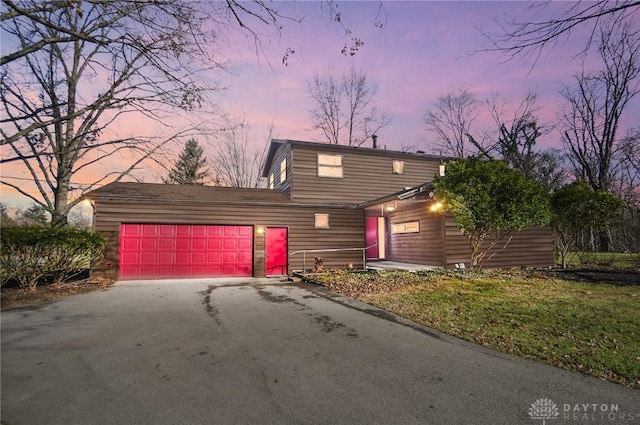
[86,139,554,280]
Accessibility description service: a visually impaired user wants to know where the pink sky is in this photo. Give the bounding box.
[2,1,639,208]
[214,1,619,150]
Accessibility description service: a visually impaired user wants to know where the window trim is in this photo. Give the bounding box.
[317,154,343,178]
[280,158,287,183]
[392,160,405,174]
[391,221,420,234]
[314,213,330,229]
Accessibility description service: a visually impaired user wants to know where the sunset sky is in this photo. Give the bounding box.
[2,1,639,209]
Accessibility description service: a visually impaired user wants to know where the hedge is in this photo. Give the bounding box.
[1,227,106,292]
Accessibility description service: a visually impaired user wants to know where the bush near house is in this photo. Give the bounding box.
[0,227,106,292]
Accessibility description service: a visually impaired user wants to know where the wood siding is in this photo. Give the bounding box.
[267,143,292,199]
[386,204,445,265]
[92,200,364,279]
[444,214,555,269]
[290,145,441,204]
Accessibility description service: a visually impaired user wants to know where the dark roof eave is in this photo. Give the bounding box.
[359,182,435,208]
[89,196,361,210]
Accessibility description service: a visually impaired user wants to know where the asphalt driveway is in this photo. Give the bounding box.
[2,278,638,425]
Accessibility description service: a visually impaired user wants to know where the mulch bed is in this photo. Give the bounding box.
[542,267,640,286]
[1,277,115,309]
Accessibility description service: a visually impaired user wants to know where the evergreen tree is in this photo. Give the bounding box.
[17,204,50,227]
[1,203,16,227]
[164,139,210,185]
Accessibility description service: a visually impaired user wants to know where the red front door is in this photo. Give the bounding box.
[266,227,288,276]
[365,217,379,259]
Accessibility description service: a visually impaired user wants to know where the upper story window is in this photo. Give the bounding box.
[392,160,405,174]
[317,154,343,178]
[280,159,287,183]
[269,173,274,189]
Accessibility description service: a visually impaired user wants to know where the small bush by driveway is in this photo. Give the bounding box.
[314,269,640,389]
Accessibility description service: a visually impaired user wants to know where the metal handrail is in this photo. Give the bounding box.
[289,244,377,275]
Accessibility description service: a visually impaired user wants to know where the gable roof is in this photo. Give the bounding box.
[85,182,290,205]
[261,139,448,177]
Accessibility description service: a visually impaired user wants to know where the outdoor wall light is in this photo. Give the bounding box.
[429,201,443,212]
[256,226,265,235]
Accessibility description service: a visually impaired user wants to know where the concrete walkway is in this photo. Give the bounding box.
[2,278,638,425]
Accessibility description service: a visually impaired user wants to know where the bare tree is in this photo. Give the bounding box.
[482,1,640,61]
[307,66,391,146]
[486,92,565,190]
[423,88,480,157]
[561,17,640,193]
[209,115,268,188]
[0,0,294,227]
[561,17,640,251]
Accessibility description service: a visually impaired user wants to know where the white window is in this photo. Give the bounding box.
[392,160,405,174]
[317,154,343,178]
[391,221,420,234]
[280,159,287,183]
[314,213,330,229]
[269,173,274,189]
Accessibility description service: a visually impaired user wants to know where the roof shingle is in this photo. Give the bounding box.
[85,182,290,204]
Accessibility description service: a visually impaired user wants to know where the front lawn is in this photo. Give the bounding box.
[313,269,640,389]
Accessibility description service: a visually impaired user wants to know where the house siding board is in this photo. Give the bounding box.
[92,200,364,278]
[290,146,440,204]
[387,205,445,265]
[443,213,554,268]
[268,143,292,199]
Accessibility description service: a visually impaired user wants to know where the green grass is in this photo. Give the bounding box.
[315,269,640,388]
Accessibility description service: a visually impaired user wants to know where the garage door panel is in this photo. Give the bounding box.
[191,226,205,235]
[157,252,174,263]
[119,224,253,280]
[223,239,237,249]
[176,252,190,263]
[142,225,157,235]
[176,238,191,250]
[141,238,157,249]
[208,239,222,249]
[192,238,207,249]
[122,225,141,236]
[192,252,206,263]
[207,252,222,262]
[159,226,174,236]
[238,252,252,263]
[238,238,252,249]
[159,239,175,249]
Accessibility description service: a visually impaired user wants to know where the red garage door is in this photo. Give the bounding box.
[119,224,253,280]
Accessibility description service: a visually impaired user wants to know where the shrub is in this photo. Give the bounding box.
[1,227,106,292]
